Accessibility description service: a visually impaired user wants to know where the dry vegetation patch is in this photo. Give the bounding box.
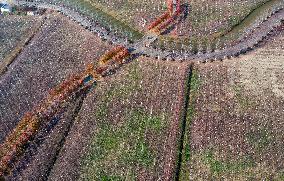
[179,30,284,180]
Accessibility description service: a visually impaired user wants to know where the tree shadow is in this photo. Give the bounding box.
[161,3,190,36]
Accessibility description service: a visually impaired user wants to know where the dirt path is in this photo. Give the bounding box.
[15,0,284,61]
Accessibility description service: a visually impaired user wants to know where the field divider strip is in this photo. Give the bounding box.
[0,16,46,77]
[44,87,91,180]
[174,63,193,180]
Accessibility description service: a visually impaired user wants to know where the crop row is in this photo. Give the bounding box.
[0,16,38,61]
[75,57,190,180]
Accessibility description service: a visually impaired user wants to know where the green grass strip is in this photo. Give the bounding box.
[178,68,201,181]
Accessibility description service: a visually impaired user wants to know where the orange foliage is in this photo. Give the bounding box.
[95,66,108,75]
[156,10,181,32]
[99,45,124,65]
[83,63,101,81]
[0,113,40,177]
[112,48,130,64]
[167,0,173,14]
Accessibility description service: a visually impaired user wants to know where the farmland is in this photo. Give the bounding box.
[0,11,192,180]
[48,58,191,180]
[179,28,284,180]
[155,0,284,52]
[35,0,283,45]
[54,0,270,36]
[0,16,40,62]
[0,0,283,180]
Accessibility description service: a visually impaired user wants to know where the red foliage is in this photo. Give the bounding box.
[0,45,131,177]
[95,46,129,77]
[176,0,181,14]
[156,10,181,31]
[148,0,182,34]
[95,66,108,75]
[167,0,173,14]
[81,63,102,83]
[167,0,181,14]
[85,63,94,73]
[0,71,87,176]
[0,113,41,177]
[147,11,170,30]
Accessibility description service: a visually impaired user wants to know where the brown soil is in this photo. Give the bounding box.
[0,15,41,61]
[0,12,111,143]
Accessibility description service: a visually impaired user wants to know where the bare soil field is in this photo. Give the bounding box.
[0,12,111,143]
[48,58,191,180]
[0,15,41,62]
[179,29,284,180]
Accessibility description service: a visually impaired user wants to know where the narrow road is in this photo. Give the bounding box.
[15,0,284,62]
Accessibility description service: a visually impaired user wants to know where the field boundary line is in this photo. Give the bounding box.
[0,16,45,77]
[44,88,91,180]
[174,63,193,180]
[0,17,45,77]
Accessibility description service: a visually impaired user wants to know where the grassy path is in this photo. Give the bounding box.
[218,0,284,47]
[57,0,144,41]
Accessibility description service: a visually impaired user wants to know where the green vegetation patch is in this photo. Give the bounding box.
[246,127,273,153]
[190,148,284,180]
[79,60,170,180]
[233,85,256,111]
[80,108,168,180]
[203,149,255,176]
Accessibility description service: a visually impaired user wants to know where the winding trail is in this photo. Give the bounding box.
[15,0,284,62]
